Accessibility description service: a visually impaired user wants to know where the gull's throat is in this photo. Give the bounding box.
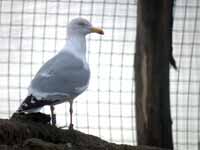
[64,34,87,61]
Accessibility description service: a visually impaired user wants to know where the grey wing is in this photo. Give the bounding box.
[30,52,90,98]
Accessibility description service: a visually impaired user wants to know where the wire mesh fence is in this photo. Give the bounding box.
[172,0,200,149]
[0,0,199,150]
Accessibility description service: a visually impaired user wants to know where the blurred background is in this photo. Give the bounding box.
[0,0,199,150]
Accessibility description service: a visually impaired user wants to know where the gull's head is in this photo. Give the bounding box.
[67,18,104,36]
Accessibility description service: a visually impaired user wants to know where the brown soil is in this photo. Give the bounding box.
[0,113,169,150]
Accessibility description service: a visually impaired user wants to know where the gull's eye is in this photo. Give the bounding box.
[78,22,85,26]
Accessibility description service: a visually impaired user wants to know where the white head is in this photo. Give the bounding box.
[67,18,104,36]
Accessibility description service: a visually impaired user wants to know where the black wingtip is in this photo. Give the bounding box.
[17,95,56,112]
[17,95,33,112]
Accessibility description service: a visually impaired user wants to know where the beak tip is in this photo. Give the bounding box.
[91,27,104,35]
[100,30,104,35]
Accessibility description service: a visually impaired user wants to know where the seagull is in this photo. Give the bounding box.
[17,18,104,129]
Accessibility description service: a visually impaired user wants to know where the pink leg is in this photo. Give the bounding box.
[69,101,73,130]
[50,105,56,126]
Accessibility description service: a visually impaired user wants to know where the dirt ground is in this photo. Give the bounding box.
[0,113,169,150]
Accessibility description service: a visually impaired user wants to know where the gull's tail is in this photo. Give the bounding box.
[17,95,45,113]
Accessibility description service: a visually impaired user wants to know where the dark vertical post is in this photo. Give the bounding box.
[134,0,173,149]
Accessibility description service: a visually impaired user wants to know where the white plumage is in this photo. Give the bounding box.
[17,18,104,129]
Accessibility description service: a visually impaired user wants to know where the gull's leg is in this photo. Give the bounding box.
[50,105,56,126]
[69,101,73,130]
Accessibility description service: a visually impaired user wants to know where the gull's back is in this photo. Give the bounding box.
[29,50,90,102]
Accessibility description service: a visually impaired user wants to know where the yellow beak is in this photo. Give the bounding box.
[91,27,104,35]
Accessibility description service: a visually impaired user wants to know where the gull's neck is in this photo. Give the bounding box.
[63,33,87,61]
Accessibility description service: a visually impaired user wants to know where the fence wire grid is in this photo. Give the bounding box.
[0,0,199,150]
